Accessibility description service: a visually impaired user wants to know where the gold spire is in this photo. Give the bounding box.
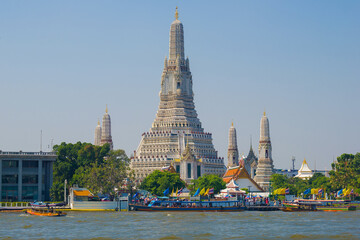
[303,158,307,165]
[231,121,234,127]
[106,104,108,113]
[98,119,100,125]
[175,6,179,20]
[263,109,266,116]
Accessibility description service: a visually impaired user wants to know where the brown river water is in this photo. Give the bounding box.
[0,211,359,239]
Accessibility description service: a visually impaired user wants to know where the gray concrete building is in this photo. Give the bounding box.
[0,151,56,202]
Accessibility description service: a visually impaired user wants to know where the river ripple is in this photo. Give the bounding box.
[0,211,359,240]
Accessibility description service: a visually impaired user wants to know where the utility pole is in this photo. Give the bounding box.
[292,156,295,171]
[64,179,67,204]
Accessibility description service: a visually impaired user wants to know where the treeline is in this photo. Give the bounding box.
[50,142,130,201]
[139,170,225,196]
[271,153,360,196]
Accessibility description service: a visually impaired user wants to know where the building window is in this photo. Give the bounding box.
[177,82,180,89]
[176,165,180,173]
[23,161,38,168]
[187,163,191,178]
[2,160,18,168]
[1,186,18,202]
[265,150,268,158]
[22,186,38,201]
[22,175,38,184]
[2,174,18,184]
[197,166,201,178]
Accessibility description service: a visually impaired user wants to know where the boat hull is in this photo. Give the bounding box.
[317,206,356,212]
[26,209,67,217]
[130,204,245,212]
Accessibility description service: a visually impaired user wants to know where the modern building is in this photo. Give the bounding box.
[130,8,226,181]
[254,111,274,191]
[0,151,57,202]
[94,105,113,150]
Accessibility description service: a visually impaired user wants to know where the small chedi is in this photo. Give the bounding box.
[94,105,113,150]
[253,111,274,191]
[130,8,226,182]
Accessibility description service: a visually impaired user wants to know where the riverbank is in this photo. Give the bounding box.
[1,211,359,239]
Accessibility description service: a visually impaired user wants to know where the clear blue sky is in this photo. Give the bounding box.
[1,1,359,170]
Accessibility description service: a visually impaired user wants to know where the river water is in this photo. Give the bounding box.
[0,211,359,239]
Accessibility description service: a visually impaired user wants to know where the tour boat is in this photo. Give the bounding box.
[130,200,245,212]
[26,208,67,217]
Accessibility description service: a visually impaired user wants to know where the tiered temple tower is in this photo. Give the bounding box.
[94,120,102,146]
[99,105,113,150]
[131,8,226,181]
[227,122,239,168]
[254,111,274,191]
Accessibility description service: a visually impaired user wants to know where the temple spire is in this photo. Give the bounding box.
[106,104,108,113]
[169,7,184,60]
[175,6,179,20]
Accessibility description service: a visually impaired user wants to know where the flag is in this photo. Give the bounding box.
[177,188,183,196]
[285,188,290,194]
[304,188,311,195]
[163,188,170,196]
[350,189,354,194]
[343,188,348,196]
[171,188,175,197]
[193,188,200,197]
[318,189,323,194]
[199,187,206,196]
[337,189,343,196]
[204,188,210,196]
[208,188,214,195]
[133,192,138,199]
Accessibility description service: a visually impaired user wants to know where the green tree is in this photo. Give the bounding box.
[190,174,226,195]
[139,170,185,196]
[50,142,129,201]
[83,149,130,195]
[330,153,360,190]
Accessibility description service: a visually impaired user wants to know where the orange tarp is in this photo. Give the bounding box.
[73,189,93,197]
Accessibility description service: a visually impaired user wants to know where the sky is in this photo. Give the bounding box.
[0,1,359,170]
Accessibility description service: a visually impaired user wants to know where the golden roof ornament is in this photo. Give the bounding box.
[263,109,266,116]
[175,6,179,20]
[106,104,108,113]
[98,119,100,125]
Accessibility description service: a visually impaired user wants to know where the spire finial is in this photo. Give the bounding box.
[231,121,233,127]
[263,109,266,116]
[106,104,108,113]
[175,6,179,20]
[98,119,100,125]
[250,135,253,149]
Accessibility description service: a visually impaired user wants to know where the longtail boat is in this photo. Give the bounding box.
[26,208,67,217]
[130,200,245,212]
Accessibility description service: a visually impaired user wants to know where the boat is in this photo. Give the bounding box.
[30,201,66,208]
[282,199,356,212]
[26,208,67,217]
[281,203,317,212]
[130,200,245,212]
